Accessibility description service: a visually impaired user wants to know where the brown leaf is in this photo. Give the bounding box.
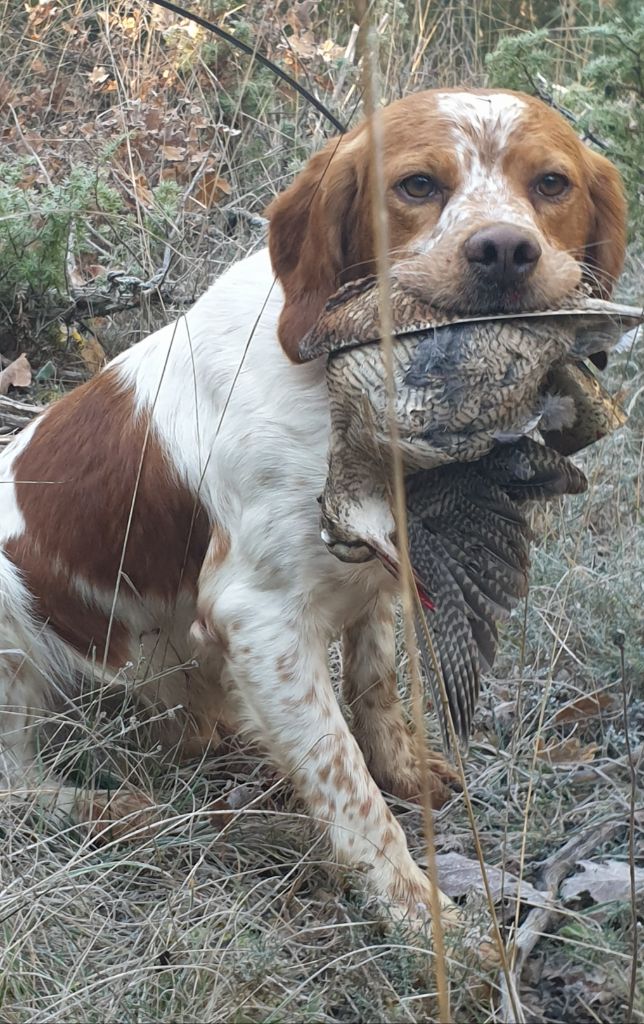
[132,173,153,208]
[206,797,234,828]
[554,692,619,724]
[0,354,32,395]
[561,859,644,904]
[77,336,106,377]
[318,38,345,63]
[162,144,186,162]
[190,172,231,209]
[536,736,599,764]
[287,30,317,59]
[88,66,111,87]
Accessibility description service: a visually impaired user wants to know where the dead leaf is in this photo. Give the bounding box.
[536,736,599,764]
[132,172,153,208]
[554,691,619,724]
[88,66,111,87]
[318,38,345,62]
[190,171,231,209]
[288,30,317,59]
[0,354,32,395]
[206,797,234,827]
[419,851,546,905]
[77,335,106,376]
[561,859,644,903]
[162,144,186,162]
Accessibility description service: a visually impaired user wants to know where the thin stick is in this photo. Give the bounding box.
[413,593,523,1023]
[354,6,450,1021]
[614,629,638,1023]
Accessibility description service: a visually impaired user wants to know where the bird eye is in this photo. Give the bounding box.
[535,172,570,198]
[398,174,440,201]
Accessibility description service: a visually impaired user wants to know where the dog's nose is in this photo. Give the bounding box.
[463,225,542,285]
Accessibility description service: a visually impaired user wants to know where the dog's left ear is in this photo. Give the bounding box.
[584,149,627,298]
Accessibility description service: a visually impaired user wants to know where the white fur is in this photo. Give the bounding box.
[0,246,451,921]
[418,91,536,252]
[436,91,526,149]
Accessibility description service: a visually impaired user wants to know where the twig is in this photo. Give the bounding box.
[0,395,45,416]
[498,819,623,1022]
[331,22,360,104]
[613,629,639,1023]
[527,72,643,173]
[355,7,450,1020]
[0,394,44,434]
[145,0,346,134]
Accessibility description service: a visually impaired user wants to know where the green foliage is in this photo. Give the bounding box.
[486,14,644,239]
[0,160,121,302]
[147,179,182,240]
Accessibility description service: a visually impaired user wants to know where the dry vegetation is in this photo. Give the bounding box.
[0,2,642,1022]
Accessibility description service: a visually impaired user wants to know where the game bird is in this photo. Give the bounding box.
[299,277,642,749]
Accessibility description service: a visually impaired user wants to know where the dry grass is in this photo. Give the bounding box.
[0,3,642,1022]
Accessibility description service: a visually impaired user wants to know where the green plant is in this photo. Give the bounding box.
[0,160,121,302]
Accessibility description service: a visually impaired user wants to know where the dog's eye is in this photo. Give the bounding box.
[398,174,440,200]
[536,173,570,198]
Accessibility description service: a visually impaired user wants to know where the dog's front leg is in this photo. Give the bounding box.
[343,593,460,808]
[192,589,454,926]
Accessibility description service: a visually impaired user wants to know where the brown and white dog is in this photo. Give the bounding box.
[0,89,626,923]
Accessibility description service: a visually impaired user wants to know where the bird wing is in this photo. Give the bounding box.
[406,438,587,755]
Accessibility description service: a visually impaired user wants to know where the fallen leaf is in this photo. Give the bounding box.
[162,144,186,162]
[206,796,234,827]
[0,354,32,395]
[554,692,619,724]
[88,65,111,87]
[419,851,546,905]
[132,172,153,208]
[536,736,599,764]
[77,335,106,376]
[190,171,231,209]
[318,38,345,62]
[561,859,644,903]
[288,30,317,59]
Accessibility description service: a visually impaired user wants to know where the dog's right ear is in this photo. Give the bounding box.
[266,133,371,362]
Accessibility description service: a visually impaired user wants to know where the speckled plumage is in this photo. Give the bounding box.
[302,279,641,752]
[300,277,641,469]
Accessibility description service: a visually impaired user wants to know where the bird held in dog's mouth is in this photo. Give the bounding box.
[300,278,642,752]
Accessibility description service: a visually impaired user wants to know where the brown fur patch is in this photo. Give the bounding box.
[202,522,231,572]
[6,369,209,664]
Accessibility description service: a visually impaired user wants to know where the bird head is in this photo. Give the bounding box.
[319,485,435,611]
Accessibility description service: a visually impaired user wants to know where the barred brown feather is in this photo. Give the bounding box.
[407,439,587,751]
[303,279,641,753]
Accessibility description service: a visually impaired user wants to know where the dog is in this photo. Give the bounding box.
[0,89,626,924]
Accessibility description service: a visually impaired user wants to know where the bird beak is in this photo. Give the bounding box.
[369,540,436,613]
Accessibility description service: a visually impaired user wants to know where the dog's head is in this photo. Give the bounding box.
[267,88,627,362]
